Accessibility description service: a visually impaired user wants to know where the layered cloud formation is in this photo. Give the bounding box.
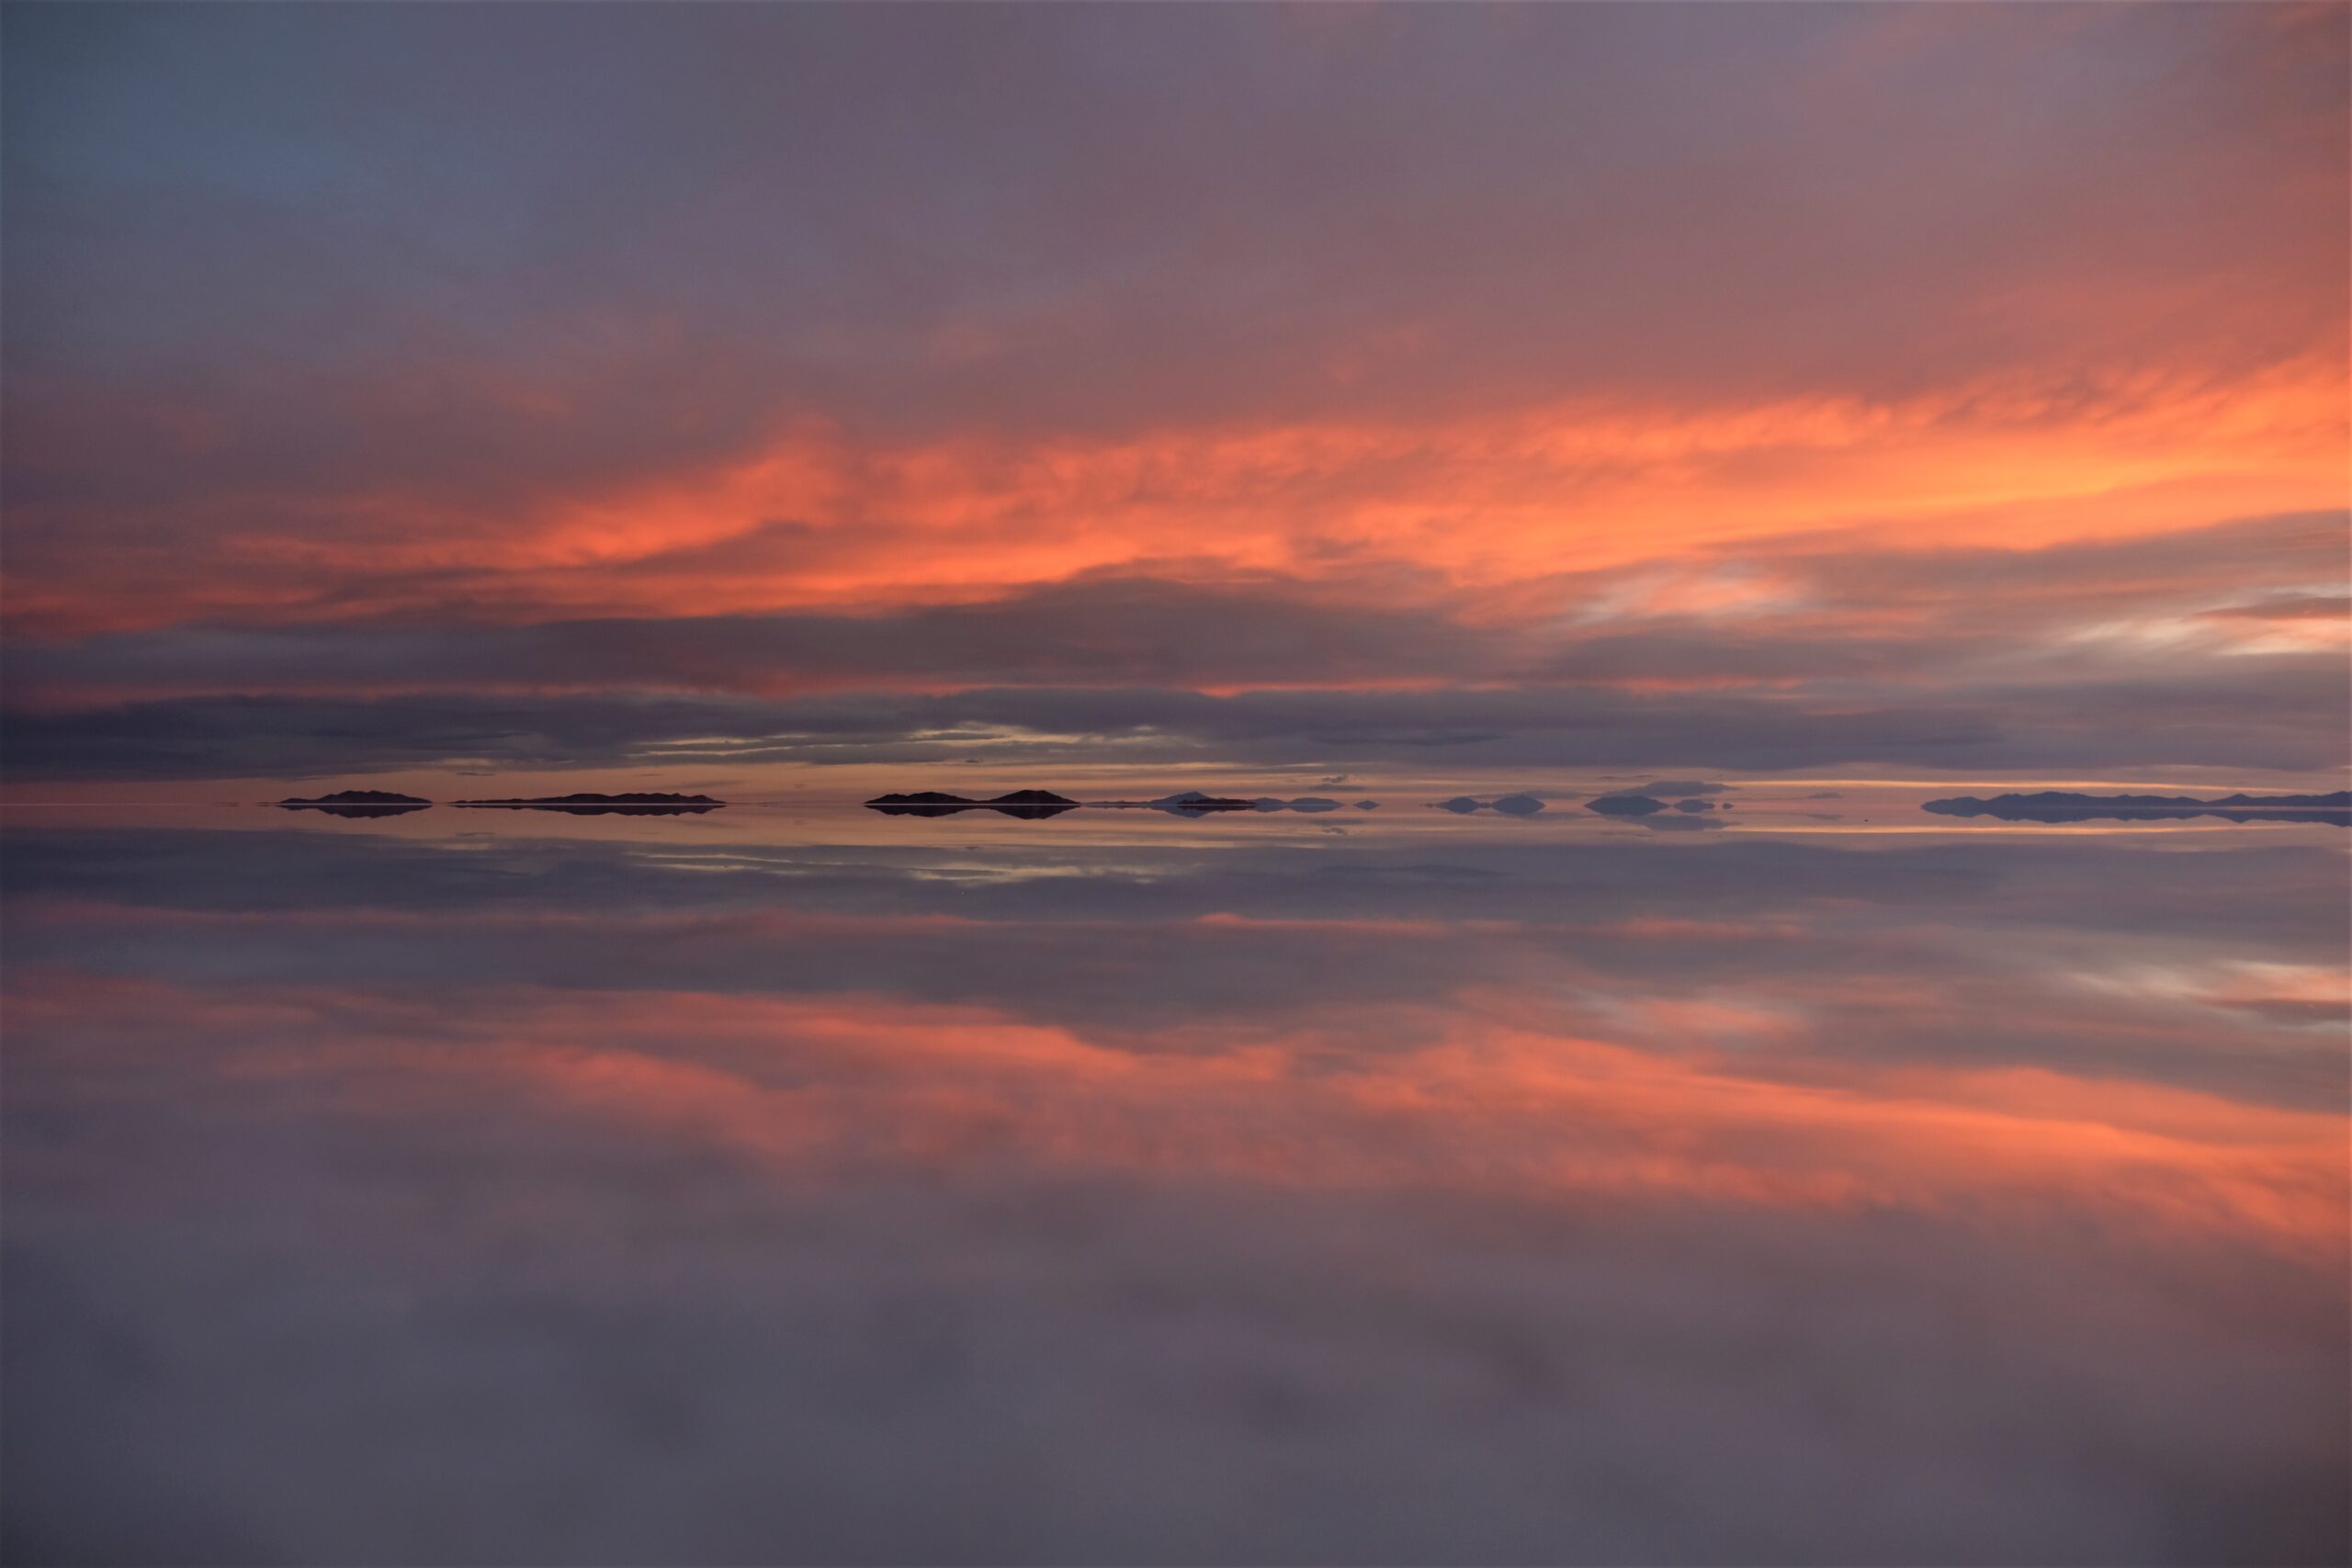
[4,6,2345,784]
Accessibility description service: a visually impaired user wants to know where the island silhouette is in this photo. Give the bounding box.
[276,789,432,818]
[865,789,1378,818]
[1584,794,1670,817]
[1148,793,1255,814]
[455,793,726,816]
[1433,794,1546,815]
[866,790,1079,818]
[1093,791,1358,817]
[1923,790,2351,825]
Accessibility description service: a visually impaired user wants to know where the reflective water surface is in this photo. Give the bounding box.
[5,798,2346,1565]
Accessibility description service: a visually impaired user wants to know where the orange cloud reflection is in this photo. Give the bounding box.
[52,974,2330,1260]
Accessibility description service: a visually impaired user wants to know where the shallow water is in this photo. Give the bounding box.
[5,797,2346,1564]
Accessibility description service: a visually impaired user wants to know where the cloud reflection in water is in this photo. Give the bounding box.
[3,815,2346,1564]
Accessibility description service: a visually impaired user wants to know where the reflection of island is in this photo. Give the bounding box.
[1583,793,1724,819]
[456,793,726,816]
[1923,791,2352,826]
[1086,791,1250,814]
[1436,794,1548,816]
[1149,793,1253,815]
[1584,794,1668,817]
[866,790,1079,819]
[277,789,432,818]
[1094,791,1366,818]
[867,788,1377,819]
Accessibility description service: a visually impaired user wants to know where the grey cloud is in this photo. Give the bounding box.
[2199,592,2352,622]
[6,5,2339,525]
[1524,512,2347,658]
[6,573,1498,698]
[8,647,2348,784]
[6,514,2347,750]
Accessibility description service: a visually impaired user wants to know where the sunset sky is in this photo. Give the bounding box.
[5,3,2346,793]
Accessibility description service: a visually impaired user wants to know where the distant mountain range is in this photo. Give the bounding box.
[1923,791,2351,825]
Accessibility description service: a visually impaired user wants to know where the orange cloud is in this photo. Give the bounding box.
[10,353,2343,638]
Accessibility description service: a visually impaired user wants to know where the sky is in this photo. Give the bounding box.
[4,3,2346,794]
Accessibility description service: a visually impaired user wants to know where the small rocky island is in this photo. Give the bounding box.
[277,789,432,817]
[455,793,726,815]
